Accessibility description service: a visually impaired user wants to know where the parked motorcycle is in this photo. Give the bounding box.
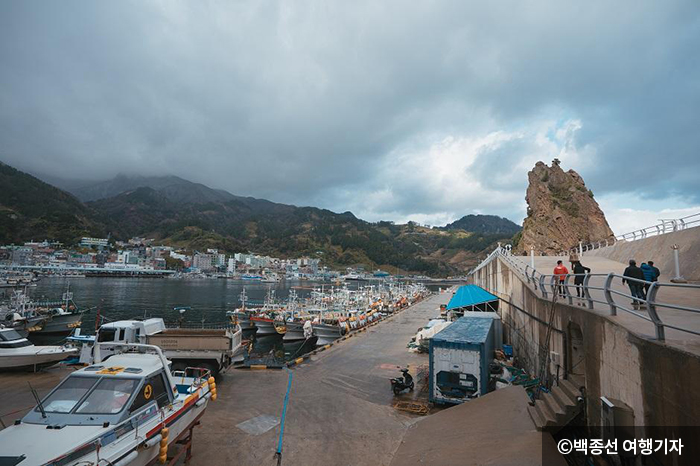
[390,368,414,395]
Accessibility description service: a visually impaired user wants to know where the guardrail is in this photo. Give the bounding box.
[560,212,700,256]
[470,246,700,342]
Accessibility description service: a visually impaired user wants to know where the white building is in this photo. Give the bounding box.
[80,237,109,249]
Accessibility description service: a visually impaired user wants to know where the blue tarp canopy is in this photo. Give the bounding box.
[446,285,498,311]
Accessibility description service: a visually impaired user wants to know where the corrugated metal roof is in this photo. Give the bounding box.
[446,285,498,310]
[432,315,495,344]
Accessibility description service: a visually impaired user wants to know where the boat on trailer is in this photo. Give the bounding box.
[0,342,216,466]
[0,327,78,371]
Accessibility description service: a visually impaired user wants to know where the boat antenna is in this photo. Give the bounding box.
[28,382,47,419]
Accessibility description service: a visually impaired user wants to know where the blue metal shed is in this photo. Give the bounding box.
[429,314,500,404]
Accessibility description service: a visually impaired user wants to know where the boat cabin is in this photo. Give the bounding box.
[0,328,32,349]
[22,352,176,427]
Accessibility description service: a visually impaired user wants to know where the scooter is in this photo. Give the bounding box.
[390,368,414,395]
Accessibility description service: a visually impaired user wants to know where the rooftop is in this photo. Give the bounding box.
[432,314,495,344]
[446,284,498,310]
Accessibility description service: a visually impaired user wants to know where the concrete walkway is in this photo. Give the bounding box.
[191,291,452,466]
[529,256,700,356]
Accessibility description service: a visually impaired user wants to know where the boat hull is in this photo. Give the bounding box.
[229,311,257,332]
[251,318,278,335]
[0,346,78,370]
[282,321,308,341]
[313,323,344,346]
[36,312,82,335]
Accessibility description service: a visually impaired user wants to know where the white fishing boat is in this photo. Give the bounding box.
[282,320,313,342]
[0,342,216,466]
[312,322,346,346]
[0,327,78,371]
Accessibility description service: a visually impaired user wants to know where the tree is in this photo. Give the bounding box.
[164,255,185,271]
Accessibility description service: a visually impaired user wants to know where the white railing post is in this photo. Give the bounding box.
[603,273,617,316]
[645,282,665,341]
[530,247,535,269]
[583,273,594,309]
[539,275,548,299]
[564,274,573,305]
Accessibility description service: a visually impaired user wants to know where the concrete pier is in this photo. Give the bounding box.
[192,292,450,466]
[0,292,459,465]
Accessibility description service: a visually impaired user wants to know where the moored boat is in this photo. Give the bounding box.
[312,322,346,346]
[282,320,314,342]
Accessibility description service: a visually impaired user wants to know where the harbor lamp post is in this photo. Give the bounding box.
[670,244,687,283]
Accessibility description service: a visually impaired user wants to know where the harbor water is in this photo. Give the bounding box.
[7,277,361,331]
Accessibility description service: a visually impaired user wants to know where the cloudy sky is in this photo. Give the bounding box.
[1,1,699,234]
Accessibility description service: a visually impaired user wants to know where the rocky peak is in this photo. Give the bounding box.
[516,160,614,254]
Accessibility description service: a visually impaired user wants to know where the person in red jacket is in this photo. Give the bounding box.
[554,260,569,296]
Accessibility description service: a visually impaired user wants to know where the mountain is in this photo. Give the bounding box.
[515,160,614,254]
[443,214,521,235]
[87,187,490,275]
[65,174,238,203]
[1,165,515,275]
[0,161,102,244]
[81,176,516,274]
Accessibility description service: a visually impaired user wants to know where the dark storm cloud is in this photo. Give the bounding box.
[1,1,699,222]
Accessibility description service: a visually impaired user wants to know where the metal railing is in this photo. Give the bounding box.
[470,246,700,342]
[560,212,700,256]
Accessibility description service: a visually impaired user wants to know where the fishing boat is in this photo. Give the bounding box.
[0,327,78,371]
[226,289,257,335]
[1,288,84,342]
[0,342,216,466]
[312,322,346,346]
[250,290,285,336]
[282,320,312,342]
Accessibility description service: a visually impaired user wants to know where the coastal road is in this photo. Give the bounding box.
[192,290,452,466]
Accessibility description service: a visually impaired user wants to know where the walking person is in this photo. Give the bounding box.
[649,261,660,282]
[572,261,591,300]
[640,262,655,298]
[553,260,569,297]
[622,260,646,308]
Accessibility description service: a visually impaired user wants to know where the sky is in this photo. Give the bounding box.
[1,1,699,235]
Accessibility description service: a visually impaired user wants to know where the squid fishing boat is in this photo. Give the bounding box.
[226,289,257,335]
[282,320,313,342]
[312,322,346,346]
[0,342,217,466]
[1,288,84,343]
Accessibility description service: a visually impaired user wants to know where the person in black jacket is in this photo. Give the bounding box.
[572,261,591,298]
[649,261,660,281]
[622,260,646,307]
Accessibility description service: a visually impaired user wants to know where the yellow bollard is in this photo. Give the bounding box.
[159,428,169,464]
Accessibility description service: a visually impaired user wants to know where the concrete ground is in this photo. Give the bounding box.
[192,291,451,466]
[531,255,700,355]
[0,291,452,465]
[390,386,565,466]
